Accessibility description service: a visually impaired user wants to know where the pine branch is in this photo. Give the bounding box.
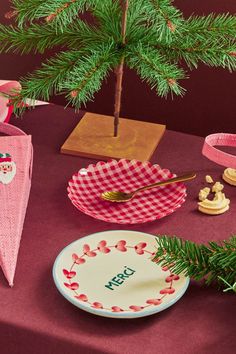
[9,49,89,113]
[158,14,236,70]
[185,14,236,41]
[59,42,120,108]
[94,1,157,49]
[0,21,105,54]
[218,277,236,293]
[126,0,152,41]
[93,0,121,42]
[154,235,236,293]
[12,0,98,28]
[143,0,184,43]
[158,39,236,71]
[11,41,119,113]
[127,43,186,97]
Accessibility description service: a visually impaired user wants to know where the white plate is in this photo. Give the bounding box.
[53,231,189,319]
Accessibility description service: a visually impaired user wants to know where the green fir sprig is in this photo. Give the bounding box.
[1,0,236,119]
[153,235,236,293]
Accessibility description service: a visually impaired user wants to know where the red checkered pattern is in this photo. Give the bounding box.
[67,159,187,224]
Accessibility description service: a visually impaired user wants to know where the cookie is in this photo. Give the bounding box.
[212,181,224,193]
[205,175,213,183]
[198,191,230,215]
[222,168,236,186]
[198,187,210,201]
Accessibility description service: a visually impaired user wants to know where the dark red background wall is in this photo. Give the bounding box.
[0,0,236,136]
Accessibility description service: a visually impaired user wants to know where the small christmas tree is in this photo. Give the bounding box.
[1,0,236,137]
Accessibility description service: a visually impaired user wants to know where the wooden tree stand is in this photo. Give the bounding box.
[61,112,166,161]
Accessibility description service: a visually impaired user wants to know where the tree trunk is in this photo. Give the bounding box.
[113,0,129,137]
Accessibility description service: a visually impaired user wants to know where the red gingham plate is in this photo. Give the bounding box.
[67,159,187,224]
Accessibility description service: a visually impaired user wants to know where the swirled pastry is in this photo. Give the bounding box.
[223,168,236,186]
[198,191,230,215]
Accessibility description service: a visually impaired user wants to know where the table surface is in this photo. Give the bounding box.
[0,104,235,354]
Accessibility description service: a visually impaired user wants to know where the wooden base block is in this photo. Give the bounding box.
[61,112,166,161]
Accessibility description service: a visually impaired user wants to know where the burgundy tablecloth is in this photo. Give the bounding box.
[0,104,235,354]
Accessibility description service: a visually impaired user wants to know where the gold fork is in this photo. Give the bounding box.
[100,172,196,202]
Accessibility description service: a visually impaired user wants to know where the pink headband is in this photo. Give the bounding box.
[202,133,236,168]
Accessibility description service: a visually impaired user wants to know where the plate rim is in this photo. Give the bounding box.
[52,230,190,319]
[69,195,187,224]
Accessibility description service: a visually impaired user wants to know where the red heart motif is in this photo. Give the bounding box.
[162,263,175,271]
[75,294,88,302]
[83,244,97,257]
[160,287,175,295]
[64,282,79,290]
[115,240,127,252]
[129,305,144,312]
[63,269,76,279]
[134,242,147,255]
[165,274,180,283]
[146,299,162,305]
[92,302,103,309]
[161,266,169,271]
[72,253,86,264]
[111,306,124,312]
[97,240,110,254]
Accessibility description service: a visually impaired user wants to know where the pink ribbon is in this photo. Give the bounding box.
[202,133,236,168]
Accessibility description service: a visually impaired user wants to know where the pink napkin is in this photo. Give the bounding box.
[0,80,49,123]
[0,80,21,123]
[0,123,33,286]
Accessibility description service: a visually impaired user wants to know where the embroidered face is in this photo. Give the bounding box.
[0,163,13,173]
[0,160,16,184]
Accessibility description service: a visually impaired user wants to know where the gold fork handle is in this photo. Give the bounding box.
[135,172,196,194]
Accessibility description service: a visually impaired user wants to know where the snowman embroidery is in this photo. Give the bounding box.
[0,153,16,184]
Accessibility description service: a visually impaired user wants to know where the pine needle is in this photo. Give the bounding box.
[154,235,236,293]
